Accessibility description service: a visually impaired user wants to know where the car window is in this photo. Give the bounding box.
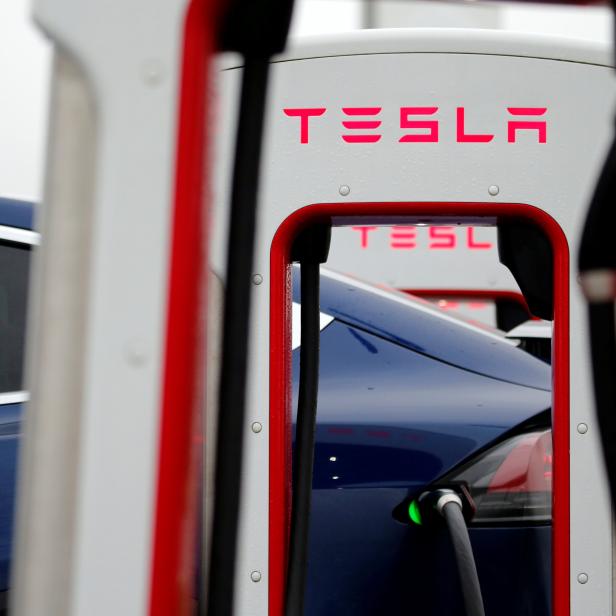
[0,239,30,393]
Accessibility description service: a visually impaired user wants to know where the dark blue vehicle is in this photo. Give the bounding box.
[0,197,551,615]
[292,269,552,616]
[0,197,36,612]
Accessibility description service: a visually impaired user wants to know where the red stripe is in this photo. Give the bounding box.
[269,226,294,616]
[404,288,534,316]
[342,107,381,115]
[341,135,381,143]
[149,1,213,614]
[507,107,547,115]
[270,202,569,616]
[284,108,327,117]
[341,121,381,130]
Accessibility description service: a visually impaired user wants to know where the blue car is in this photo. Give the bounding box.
[0,197,551,615]
[292,269,551,616]
[0,197,36,612]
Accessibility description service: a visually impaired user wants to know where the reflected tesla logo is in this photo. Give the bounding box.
[352,226,493,250]
[283,107,547,144]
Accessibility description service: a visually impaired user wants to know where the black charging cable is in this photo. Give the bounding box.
[285,225,331,616]
[418,489,485,616]
[206,57,271,616]
[206,2,295,614]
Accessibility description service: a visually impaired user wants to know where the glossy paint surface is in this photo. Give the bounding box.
[0,198,34,230]
[0,403,21,591]
[0,197,31,592]
[306,486,550,616]
[293,269,551,390]
[292,269,551,615]
[294,322,551,492]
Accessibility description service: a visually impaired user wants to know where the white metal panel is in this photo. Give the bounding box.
[14,1,190,614]
[328,224,517,290]
[366,0,502,30]
[291,301,334,349]
[12,49,98,616]
[0,226,39,246]
[219,28,613,71]
[0,392,29,406]
[507,320,552,339]
[212,30,616,614]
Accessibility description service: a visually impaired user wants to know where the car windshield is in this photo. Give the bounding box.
[0,240,30,393]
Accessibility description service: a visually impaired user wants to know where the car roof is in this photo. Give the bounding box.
[0,197,34,230]
[293,266,550,391]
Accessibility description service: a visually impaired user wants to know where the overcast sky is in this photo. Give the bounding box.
[0,0,611,202]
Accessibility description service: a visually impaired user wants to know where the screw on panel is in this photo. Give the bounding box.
[339,185,351,197]
[250,570,262,583]
[577,573,589,584]
[488,185,500,196]
[251,422,262,434]
[253,274,263,285]
[124,339,148,367]
[141,59,164,85]
[577,423,589,434]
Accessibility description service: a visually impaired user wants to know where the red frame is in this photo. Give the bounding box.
[402,288,539,323]
[403,288,533,314]
[149,0,216,613]
[270,202,569,616]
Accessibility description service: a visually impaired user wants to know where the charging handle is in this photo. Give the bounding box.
[416,489,485,616]
[291,223,332,264]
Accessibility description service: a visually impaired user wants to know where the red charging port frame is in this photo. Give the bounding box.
[269,202,569,616]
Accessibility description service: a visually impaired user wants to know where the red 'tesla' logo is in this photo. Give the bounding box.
[283,107,547,144]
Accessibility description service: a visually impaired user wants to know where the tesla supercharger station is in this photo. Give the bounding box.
[211,29,616,615]
[9,2,616,614]
[11,1,215,615]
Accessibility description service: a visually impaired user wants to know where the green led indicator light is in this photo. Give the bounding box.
[408,499,422,525]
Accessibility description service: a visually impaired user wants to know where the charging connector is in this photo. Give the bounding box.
[402,489,485,616]
[440,497,485,616]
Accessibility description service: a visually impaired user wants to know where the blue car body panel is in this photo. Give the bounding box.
[0,403,21,592]
[295,271,551,391]
[295,321,551,491]
[306,485,551,616]
[0,198,34,231]
[292,270,552,616]
[0,197,33,593]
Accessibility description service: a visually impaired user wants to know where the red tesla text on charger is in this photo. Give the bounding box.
[353,226,492,250]
[283,107,547,144]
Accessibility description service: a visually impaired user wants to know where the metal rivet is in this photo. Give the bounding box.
[339,185,351,197]
[251,570,262,583]
[125,340,147,367]
[488,185,500,196]
[253,274,263,285]
[141,59,164,85]
[251,422,262,434]
[578,573,589,585]
[577,423,589,434]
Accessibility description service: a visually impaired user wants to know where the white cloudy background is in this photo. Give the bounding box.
[0,0,612,202]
